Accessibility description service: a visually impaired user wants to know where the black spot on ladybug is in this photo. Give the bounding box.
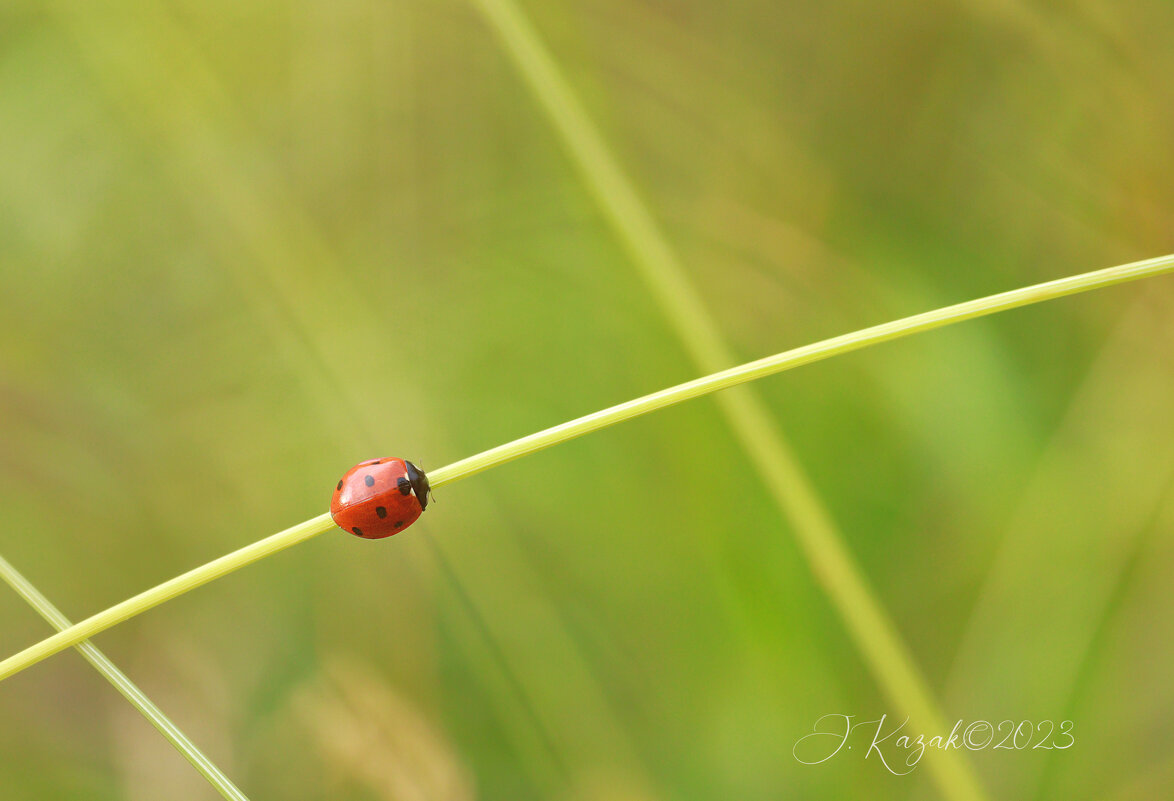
[394,520,404,528]
[336,480,343,490]
[376,506,387,518]
[352,527,364,537]
[364,475,375,487]
[397,477,411,495]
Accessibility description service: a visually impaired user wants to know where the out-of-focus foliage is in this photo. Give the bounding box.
[1,1,1172,799]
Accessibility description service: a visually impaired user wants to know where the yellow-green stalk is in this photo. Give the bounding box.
[0,253,1170,685]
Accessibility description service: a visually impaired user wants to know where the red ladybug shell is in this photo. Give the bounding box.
[331,458,430,539]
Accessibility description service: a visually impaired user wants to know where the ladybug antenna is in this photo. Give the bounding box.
[404,460,432,511]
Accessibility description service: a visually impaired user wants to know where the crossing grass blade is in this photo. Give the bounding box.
[0,554,250,801]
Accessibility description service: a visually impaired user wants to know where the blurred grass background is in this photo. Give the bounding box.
[1,0,1173,799]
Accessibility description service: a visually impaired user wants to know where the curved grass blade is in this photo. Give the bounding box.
[0,255,1169,685]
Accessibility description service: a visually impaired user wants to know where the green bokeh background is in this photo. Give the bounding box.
[2,1,1173,799]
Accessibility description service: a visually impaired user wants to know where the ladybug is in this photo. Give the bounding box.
[331,458,431,539]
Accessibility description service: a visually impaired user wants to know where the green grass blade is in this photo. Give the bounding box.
[0,553,250,801]
[0,258,1170,686]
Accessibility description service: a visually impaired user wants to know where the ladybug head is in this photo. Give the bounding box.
[404,460,431,511]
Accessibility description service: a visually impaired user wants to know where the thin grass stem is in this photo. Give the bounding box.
[0,554,250,801]
[0,254,1170,685]
[429,253,1173,487]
